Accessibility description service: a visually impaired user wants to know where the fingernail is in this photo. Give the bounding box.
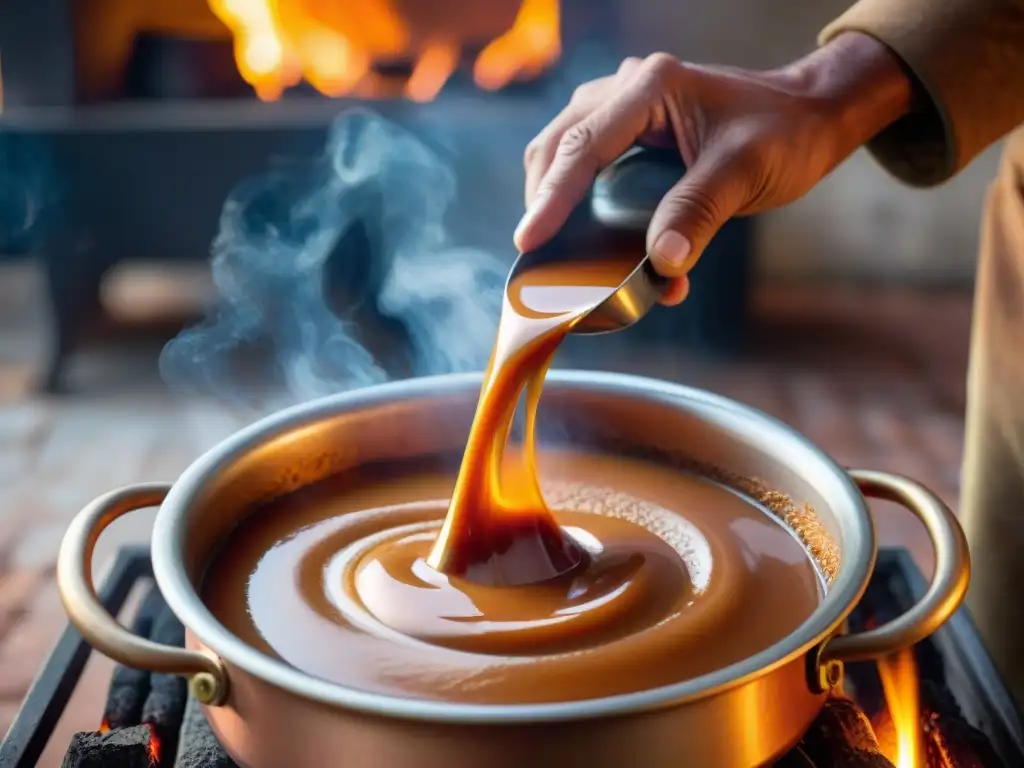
[514,195,545,247]
[652,231,691,269]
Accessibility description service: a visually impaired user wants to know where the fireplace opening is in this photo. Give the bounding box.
[209,0,561,102]
[46,0,598,106]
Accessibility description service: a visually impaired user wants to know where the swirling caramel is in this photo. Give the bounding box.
[203,452,824,704]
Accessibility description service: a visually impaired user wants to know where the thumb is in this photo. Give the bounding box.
[646,156,748,278]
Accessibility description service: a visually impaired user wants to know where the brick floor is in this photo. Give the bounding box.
[0,262,974,752]
[0,569,46,640]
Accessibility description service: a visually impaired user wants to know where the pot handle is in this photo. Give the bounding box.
[821,469,971,663]
[57,483,229,705]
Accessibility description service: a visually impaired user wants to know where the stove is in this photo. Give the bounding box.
[3,547,1017,767]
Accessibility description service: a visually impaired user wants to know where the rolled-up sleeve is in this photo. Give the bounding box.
[820,0,1024,187]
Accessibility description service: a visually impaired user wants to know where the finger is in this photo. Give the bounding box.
[515,56,661,252]
[659,276,690,306]
[524,91,602,207]
[524,80,609,206]
[646,154,750,278]
[524,58,643,206]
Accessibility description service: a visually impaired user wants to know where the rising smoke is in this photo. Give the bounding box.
[159,109,507,408]
[0,135,54,255]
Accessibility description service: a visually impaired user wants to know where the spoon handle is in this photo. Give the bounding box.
[592,145,689,232]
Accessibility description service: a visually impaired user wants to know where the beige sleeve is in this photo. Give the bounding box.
[820,0,1024,186]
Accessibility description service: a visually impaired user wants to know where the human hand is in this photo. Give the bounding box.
[514,33,912,305]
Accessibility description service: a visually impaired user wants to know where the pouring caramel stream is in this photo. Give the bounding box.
[427,257,640,584]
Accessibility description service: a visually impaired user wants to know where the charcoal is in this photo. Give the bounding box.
[142,604,188,766]
[920,679,1003,768]
[174,697,238,768]
[843,660,886,717]
[62,725,154,768]
[132,583,166,637]
[773,745,817,767]
[798,697,894,768]
[144,599,185,653]
[101,584,166,729]
[102,666,151,732]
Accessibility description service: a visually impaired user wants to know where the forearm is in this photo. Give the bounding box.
[780,32,914,168]
[821,0,1024,186]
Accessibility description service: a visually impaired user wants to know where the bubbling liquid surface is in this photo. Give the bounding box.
[202,451,825,704]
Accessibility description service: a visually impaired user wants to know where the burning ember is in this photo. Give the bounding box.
[64,723,162,768]
[146,725,162,766]
[93,718,162,766]
[207,0,561,102]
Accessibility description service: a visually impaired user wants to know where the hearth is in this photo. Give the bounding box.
[0,0,754,394]
[1,547,1020,767]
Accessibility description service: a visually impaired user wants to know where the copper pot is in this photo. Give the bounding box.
[57,371,970,767]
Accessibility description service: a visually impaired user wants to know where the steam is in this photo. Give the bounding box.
[0,135,53,254]
[160,109,506,407]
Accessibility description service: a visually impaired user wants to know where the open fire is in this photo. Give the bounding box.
[871,646,984,768]
[842,608,1004,768]
[878,649,924,768]
[207,0,561,102]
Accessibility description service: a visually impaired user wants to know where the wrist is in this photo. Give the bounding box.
[780,32,914,160]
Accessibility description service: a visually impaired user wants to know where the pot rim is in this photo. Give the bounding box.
[152,370,873,723]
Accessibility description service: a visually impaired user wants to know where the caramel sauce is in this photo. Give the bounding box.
[203,453,824,703]
[201,257,825,704]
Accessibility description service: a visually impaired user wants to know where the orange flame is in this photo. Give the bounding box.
[146,723,162,766]
[877,648,922,768]
[208,0,560,101]
[473,0,561,92]
[405,43,460,103]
